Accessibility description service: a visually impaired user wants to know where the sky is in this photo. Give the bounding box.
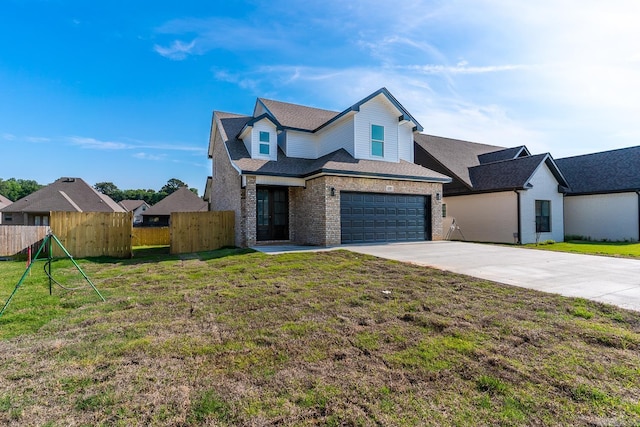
[1,0,639,195]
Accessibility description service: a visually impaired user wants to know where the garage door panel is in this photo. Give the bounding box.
[341,192,431,244]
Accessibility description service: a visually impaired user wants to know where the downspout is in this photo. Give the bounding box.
[515,190,521,244]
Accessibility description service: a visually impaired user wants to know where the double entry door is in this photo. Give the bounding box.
[256,187,289,241]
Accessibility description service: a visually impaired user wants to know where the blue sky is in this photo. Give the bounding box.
[1,0,639,195]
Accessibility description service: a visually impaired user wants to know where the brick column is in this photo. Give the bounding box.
[244,176,257,247]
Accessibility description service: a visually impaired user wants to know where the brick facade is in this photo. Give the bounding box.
[289,176,444,246]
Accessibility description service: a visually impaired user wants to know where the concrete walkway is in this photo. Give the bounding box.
[255,241,640,312]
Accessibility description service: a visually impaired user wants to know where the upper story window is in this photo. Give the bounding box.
[259,131,270,155]
[535,200,551,232]
[371,124,384,157]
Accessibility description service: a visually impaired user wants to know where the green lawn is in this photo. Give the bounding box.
[526,240,640,258]
[1,249,639,426]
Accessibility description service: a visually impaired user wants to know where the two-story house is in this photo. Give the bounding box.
[208,88,451,247]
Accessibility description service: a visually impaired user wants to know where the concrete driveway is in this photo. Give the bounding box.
[256,241,640,312]
[344,241,640,312]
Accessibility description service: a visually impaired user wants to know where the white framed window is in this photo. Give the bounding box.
[371,124,384,157]
[259,131,270,155]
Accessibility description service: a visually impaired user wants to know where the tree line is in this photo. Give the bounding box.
[0,177,198,205]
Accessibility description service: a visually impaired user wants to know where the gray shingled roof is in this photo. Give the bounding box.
[414,134,505,186]
[258,98,340,131]
[1,177,124,213]
[470,154,558,191]
[0,194,12,210]
[219,114,450,182]
[478,146,528,164]
[119,200,148,211]
[556,146,640,194]
[143,187,208,216]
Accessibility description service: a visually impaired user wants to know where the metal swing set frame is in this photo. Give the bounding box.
[0,232,105,319]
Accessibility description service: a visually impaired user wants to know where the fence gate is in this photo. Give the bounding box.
[50,212,133,258]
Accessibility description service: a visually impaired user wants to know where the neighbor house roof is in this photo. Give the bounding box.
[119,200,148,212]
[414,134,568,195]
[0,194,12,210]
[142,187,208,216]
[0,177,125,213]
[414,134,506,187]
[555,146,640,195]
[469,153,568,192]
[218,114,450,183]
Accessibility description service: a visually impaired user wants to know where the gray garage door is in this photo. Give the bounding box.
[340,192,431,244]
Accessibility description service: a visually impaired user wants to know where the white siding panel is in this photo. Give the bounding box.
[354,95,400,162]
[317,117,354,157]
[242,134,252,157]
[444,192,518,243]
[252,120,277,161]
[519,163,564,244]
[398,124,414,162]
[285,130,317,159]
[564,192,639,241]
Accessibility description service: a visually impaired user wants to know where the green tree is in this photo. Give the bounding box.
[160,178,188,195]
[93,182,123,202]
[0,178,43,201]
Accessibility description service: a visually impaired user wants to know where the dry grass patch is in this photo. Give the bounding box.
[1,249,639,426]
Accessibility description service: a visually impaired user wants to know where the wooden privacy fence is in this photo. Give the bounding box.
[132,227,170,246]
[50,211,133,258]
[0,225,50,257]
[170,211,235,254]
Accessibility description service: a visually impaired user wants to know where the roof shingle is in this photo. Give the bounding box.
[556,146,640,194]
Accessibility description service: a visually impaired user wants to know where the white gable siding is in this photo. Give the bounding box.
[564,192,639,242]
[444,192,518,243]
[251,120,277,161]
[283,130,318,159]
[353,95,400,162]
[519,163,564,243]
[317,116,354,158]
[398,123,414,162]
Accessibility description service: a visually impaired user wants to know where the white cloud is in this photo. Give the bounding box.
[153,39,197,60]
[69,137,130,150]
[133,152,165,161]
[25,136,51,143]
[2,133,16,141]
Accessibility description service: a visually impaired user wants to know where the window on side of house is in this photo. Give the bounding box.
[371,124,384,157]
[259,131,270,155]
[442,203,447,218]
[535,200,551,232]
[4,215,12,222]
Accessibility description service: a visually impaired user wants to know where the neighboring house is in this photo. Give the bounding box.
[0,194,12,224]
[0,177,125,225]
[414,135,569,244]
[556,146,640,242]
[208,88,451,247]
[119,199,150,225]
[141,187,208,226]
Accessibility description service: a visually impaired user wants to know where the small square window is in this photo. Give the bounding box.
[259,131,270,143]
[259,143,270,155]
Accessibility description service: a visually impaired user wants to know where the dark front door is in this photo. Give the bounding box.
[257,187,289,241]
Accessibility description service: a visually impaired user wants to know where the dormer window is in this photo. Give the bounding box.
[259,131,270,155]
[371,124,384,157]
